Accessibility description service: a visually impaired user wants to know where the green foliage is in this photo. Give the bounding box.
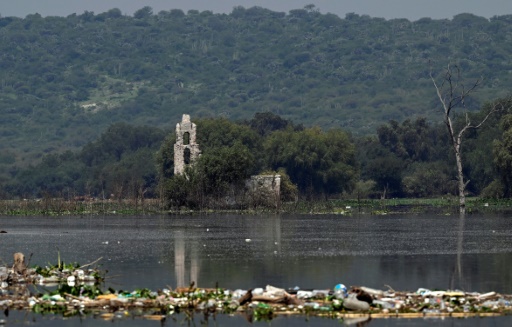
[155,132,176,181]
[351,180,377,200]
[2,7,512,174]
[480,179,505,199]
[159,115,360,207]
[7,151,86,197]
[253,302,274,321]
[360,117,458,198]
[7,102,512,204]
[246,112,293,136]
[197,142,255,195]
[377,118,449,162]
[133,6,153,19]
[7,123,166,199]
[52,284,103,299]
[256,169,298,203]
[32,302,69,315]
[163,145,256,209]
[492,114,512,197]
[34,261,80,277]
[402,162,455,197]
[164,170,198,208]
[264,127,357,197]
[80,123,165,165]
[196,118,262,153]
[460,97,512,196]
[364,154,404,197]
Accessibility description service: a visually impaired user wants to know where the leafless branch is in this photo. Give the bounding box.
[79,257,103,269]
[430,63,488,212]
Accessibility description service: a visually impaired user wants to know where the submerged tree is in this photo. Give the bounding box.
[430,65,504,212]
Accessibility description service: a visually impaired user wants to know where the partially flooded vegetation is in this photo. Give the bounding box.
[1,197,512,216]
[2,253,512,323]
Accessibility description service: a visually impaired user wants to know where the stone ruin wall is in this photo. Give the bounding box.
[246,174,281,207]
[173,114,281,207]
[174,114,201,175]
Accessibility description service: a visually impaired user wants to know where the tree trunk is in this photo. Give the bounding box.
[431,65,488,214]
[454,148,466,213]
[451,126,466,213]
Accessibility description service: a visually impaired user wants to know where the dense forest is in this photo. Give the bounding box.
[2,5,512,204]
[6,102,512,206]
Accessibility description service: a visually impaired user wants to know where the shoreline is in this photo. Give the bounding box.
[0,197,511,216]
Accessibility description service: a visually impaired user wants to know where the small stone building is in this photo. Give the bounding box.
[246,174,281,208]
[174,114,201,175]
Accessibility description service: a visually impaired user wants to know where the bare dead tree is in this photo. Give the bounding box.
[430,64,500,213]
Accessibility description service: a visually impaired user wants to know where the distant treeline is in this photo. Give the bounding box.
[1,5,512,178]
[5,103,512,207]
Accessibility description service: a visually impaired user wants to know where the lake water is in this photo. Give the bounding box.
[1,213,512,326]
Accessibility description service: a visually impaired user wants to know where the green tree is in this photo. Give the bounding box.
[8,151,85,198]
[196,142,255,197]
[78,123,165,197]
[493,114,512,197]
[196,118,262,151]
[155,132,176,181]
[377,118,444,162]
[159,117,260,208]
[264,127,357,197]
[81,123,165,165]
[402,162,454,197]
[133,6,153,19]
[247,112,292,136]
[365,154,403,198]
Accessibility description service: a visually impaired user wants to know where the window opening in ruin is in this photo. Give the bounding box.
[184,148,191,164]
[183,132,190,145]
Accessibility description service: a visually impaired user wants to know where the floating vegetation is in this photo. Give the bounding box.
[2,253,512,322]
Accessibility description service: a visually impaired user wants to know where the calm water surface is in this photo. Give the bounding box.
[1,213,512,326]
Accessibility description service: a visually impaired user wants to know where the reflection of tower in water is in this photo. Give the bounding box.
[174,230,199,287]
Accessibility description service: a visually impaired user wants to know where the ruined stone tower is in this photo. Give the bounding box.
[174,114,201,175]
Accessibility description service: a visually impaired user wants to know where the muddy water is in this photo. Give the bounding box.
[1,213,512,326]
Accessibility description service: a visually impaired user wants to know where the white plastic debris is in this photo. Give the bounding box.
[67,275,76,286]
[360,286,384,296]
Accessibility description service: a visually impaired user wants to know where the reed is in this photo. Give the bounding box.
[1,197,512,216]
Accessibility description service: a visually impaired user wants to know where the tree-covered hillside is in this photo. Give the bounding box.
[1,5,512,173]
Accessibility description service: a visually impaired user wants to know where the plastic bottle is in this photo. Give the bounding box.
[334,284,347,299]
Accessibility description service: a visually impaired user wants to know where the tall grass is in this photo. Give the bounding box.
[1,197,511,216]
[0,198,165,216]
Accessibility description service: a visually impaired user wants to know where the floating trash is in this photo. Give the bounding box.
[2,253,512,322]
